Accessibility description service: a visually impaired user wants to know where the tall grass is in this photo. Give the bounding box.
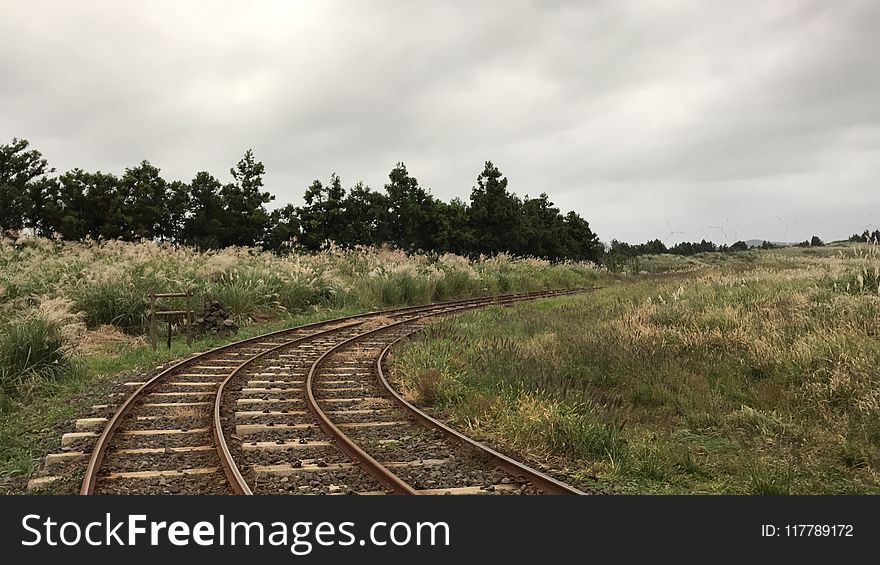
[0,237,602,333]
[0,237,602,400]
[70,279,148,329]
[390,243,880,493]
[0,298,82,394]
[0,318,70,388]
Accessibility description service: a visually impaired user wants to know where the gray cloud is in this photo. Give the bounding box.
[2,0,878,244]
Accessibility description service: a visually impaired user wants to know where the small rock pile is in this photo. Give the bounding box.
[191,300,238,335]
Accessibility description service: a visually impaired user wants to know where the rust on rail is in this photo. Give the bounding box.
[80,288,592,496]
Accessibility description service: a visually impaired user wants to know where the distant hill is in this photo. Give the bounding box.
[744,239,793,248]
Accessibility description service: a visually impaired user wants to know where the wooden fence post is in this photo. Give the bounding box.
[150,291,194,351]
[186,290,193,346]
[150,293,157,350]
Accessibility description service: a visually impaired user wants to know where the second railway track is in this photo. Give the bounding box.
[80,288,593,495]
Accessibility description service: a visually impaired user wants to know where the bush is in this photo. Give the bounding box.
[746,461,794,495]
[1,238,601,334]
[70,279,147,330]
[507,397,627,461]
[362,273,437,307]
[210,271,281,323]
[0,317,73,391]
[833,264,880,295]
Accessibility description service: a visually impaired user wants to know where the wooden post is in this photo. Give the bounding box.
[186,290,193,346]
[151,291,191,351]
[150,293,157,350]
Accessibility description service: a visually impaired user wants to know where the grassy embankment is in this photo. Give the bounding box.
[391,243,880,494]
[0,236,601,486]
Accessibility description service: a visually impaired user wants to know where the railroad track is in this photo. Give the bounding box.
[78,288,593,495]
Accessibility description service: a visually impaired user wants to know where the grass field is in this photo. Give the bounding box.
[5,235,878,494]
[0,236,600,486]
[391,243,880,494]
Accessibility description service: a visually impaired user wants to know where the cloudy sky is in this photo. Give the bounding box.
[2,0,878,244]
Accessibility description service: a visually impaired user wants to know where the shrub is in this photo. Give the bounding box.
[508,397,627,460]
[746,461,794,495]
[0,317,72,391]
[210,271,280,323]
[1,237,600,333]
[70,279,147,330]
[413,368,443,405]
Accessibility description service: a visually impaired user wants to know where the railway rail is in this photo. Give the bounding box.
[78,288,593,495]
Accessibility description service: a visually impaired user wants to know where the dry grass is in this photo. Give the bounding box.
[167,405,203,420]
[359,315,396,331]
[0,236,601,331]
[76,325,146,356]
[0,236,600,397]
[391,242,880,493]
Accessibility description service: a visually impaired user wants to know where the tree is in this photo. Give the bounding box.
[433,198,473,255]
[42,169,126,240]
[562,211,602,262]
[0,138,55,232]
[810,235,824,247]
[603,239,635,271]
[165,180,191,243]
[3,137,612,261]
[384,163,438,251]
[640,239,668,255]
[83,171,127,240]
[119,160,169,240]
[182,171,225,249]
[670,239,717,255]
[340,181,390,247]
[297,174,347,250]
[467,161,523,255]
[521,194,568,259]
[35,175,84,239]
[219,149,273,246]
[852,229,880,243]
[265,204,301,252]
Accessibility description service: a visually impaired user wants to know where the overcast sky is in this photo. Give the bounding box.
[2,0,878,244]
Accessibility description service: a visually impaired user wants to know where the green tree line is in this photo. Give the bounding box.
[605,232,841,268]
[0,138,602,261]
[605,237,749,260]
[849,229,880,243]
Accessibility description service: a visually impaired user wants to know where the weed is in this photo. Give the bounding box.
[0,315,74,392]
[746,461,794,495]
[391,244,880,493]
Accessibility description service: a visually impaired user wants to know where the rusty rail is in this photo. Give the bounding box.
[212,320,366,495]
[375,323,591,495]
[300,289,590,495]
[81,288,590,495]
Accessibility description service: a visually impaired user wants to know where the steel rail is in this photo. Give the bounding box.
[81,289,580,494]
[375,325,593,495]
[219,293,559,494]
[301,288,589,495]
[213,320,368,494]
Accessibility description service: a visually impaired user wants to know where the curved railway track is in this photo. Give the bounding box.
[80,288,593,496]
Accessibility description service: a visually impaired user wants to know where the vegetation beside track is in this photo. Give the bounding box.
[0,237,601,490]
[390,243,880,494]
[0,310,372,491]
